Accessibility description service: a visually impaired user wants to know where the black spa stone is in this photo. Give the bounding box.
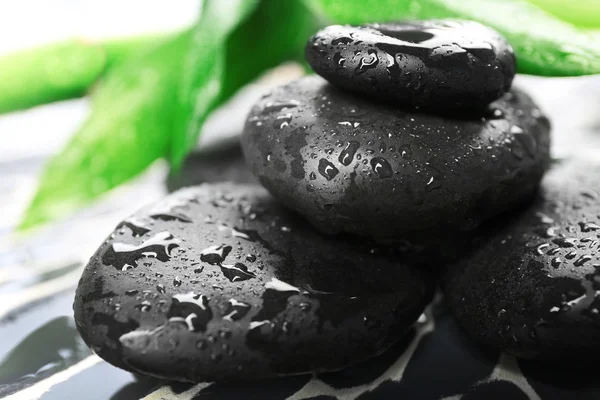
[241,75,550,244]
[305,20,516,110]
[443,160,600,361]
[73,183,434,382]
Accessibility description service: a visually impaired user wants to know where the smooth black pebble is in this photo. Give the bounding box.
[166,138,256,192]
[443,159,600,361]
[306,20,516,110]
[242,75,550,244]
[73,183,434,382]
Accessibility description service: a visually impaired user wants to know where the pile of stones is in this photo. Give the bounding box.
[74,20,600,383]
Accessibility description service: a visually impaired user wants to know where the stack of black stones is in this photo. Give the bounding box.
[74,20,600,385]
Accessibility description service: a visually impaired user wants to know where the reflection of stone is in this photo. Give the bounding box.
[285,308,434,400]
[0,316,91,397]
[482,355,540,400]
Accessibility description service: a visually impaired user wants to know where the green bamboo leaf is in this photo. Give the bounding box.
[220,0,323,97]
[19,0,321,230]
[0,32,175,114]
[527,0,600,28]
[102,31,179,69]
[305,0,600,76]
[0,40,105,114]
[18,31,192,231]
[170,0,261,168]
[170,0,323,168]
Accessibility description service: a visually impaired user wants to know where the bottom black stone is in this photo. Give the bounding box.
[74,183,434,382]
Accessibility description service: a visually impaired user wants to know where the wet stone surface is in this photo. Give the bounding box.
[73,183,434,382]
[443,159,600,361]
[242,75,550,244]
[306,20,516,110]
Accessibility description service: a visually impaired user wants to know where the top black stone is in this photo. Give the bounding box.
[306,20,516,110]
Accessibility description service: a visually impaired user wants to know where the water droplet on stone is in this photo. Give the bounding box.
[318,159,339,180]
[275,113,292,129]
[565,250,578,260]
[220,263,256,282]
[536,243,549,255]
[136,300,152,312]
[223,299,252,321]
[370,157,392,178]
[263,100,299,113]
[552,237,577,248]
[333,52,346,67]
[167,292,212,332]
[332,36,353,45]
[356,50,379,74]
[117,218,151,237]
[338,141,360,166]
[574,255,593,267]
[579,222,600,232]
[551,257,562,268]
[103,232,180,271]
[200,245,232,265]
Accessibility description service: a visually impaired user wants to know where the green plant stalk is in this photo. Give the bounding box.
[0,32,174,114]
[527,0,600,28]
[306,0,600,76]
